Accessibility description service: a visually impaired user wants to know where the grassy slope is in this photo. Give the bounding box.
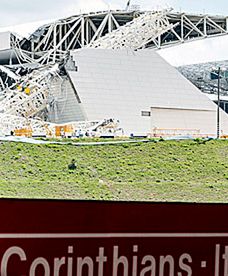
[0,140,228,202]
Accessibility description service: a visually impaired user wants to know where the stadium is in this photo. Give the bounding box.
[0,8,228,138]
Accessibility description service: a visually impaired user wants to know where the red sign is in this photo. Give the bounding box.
[0,199,228,275]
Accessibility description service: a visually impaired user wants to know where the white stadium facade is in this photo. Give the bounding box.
[0,9,228,137]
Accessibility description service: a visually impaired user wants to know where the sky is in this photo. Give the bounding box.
[159,36,228,66]
[1,0,228,27]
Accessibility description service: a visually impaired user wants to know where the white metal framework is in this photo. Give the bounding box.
[0,64,61,117]
[4,10,227,65]
[17,11,137,64]
[87,10,175,49]
[24,12,228,59]
[160,12,228,48]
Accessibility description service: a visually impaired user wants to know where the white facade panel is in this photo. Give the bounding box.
[68,48,228,136]
[0,32,11,51]
[150,108,218,137]
[48,78,86,123]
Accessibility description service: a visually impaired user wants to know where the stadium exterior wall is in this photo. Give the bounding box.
[66,48,228,137]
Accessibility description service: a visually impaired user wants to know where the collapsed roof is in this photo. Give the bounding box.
[0,9,228,137]
[1,9,228,65]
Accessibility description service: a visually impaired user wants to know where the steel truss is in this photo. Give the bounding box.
[87,10,175,49]
[0,64,61,118]
[11,10,228,64]
[20,11,137,64]
[158,12,228,48]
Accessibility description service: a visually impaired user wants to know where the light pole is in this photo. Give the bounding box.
[211,67,223,139]
[217,67,221,139]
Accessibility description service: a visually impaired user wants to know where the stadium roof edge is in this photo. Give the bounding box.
[1,9,228,41]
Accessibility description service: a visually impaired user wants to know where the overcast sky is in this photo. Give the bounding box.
[1,0,228,27]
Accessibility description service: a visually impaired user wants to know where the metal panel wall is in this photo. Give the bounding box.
[67,49,228,136]
[150,107,218,137]
[0,32,10,51]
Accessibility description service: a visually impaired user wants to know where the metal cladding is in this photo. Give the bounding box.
[67,48,228,137]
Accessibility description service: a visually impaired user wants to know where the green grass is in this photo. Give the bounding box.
[0,139,228,202]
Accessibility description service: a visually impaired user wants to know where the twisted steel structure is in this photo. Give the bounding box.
[0,9,228,137]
